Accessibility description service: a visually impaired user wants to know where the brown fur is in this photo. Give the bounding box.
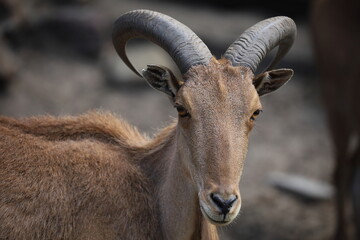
[0,111,161,240]
[0,59,267,240]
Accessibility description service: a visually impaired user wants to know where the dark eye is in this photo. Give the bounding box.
[175,105,190,118]
[250,109,262,121]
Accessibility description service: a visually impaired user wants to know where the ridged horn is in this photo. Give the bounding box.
[112,9,212,77]
[223,16,296,73]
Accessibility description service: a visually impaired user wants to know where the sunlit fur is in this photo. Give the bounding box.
[0,58,262,240]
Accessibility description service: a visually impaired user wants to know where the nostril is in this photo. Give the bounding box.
[227,195,238,206]
[210,193,224,209]
[210,193,238,215]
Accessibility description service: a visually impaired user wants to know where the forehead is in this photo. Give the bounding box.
[178,59,259,112]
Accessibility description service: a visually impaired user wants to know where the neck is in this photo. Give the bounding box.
[139,123,218,240]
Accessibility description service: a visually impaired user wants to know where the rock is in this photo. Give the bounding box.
[268,171,334,201]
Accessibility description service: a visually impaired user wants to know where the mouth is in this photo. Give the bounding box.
[199,202,232,226]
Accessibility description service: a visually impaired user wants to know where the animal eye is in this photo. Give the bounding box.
[250,109,262,121]
[175,105,190,118]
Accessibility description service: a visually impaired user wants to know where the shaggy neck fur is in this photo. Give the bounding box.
[138,123,219,240]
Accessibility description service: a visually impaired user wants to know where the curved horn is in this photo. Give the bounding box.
[112,9,212,77]
[223,16,296,73]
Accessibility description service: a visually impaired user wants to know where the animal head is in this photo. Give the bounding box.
[113,10,296,225]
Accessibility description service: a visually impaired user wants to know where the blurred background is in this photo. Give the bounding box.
[1,0,358,239]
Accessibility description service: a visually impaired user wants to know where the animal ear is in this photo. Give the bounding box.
[142,64,183,100]
[253,69,294,96]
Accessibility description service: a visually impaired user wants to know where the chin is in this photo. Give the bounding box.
[199,201,240,226]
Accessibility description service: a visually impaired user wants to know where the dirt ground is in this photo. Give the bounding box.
[0,0,336,239]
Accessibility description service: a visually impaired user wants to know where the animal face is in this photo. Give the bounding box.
[142,57,292,225]
[143,58,268,224]
[175,59,261,224]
